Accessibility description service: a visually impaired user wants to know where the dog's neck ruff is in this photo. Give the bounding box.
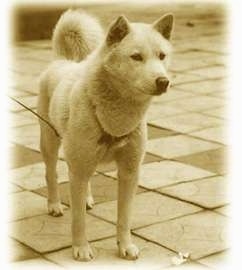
[93,104,130,146]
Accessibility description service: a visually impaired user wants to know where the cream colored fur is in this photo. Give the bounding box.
[37,9,174,261]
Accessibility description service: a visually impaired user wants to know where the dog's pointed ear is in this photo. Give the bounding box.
[153,13,174,40]
[106,15,130,46]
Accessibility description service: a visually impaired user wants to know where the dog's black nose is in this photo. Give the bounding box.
[155,77,169,95]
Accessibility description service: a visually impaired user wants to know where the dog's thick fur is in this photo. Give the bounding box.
[37,9,174,261]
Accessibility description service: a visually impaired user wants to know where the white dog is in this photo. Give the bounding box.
[37,9,174,261]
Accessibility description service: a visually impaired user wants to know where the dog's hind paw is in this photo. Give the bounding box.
[73,244,94,261]
[118,243,139,260]
[86,195,95,210]
[48,201,64,217]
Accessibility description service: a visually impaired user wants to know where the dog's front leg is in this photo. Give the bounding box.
[115,123,146,260]
[69,170,94,261]
[117,165,140,260]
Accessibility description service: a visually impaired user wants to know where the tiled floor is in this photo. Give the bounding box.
[9,2,228,269]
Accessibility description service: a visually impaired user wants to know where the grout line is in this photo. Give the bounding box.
[196,248,230,261]
[150,174,223,190]
[155,189,229,211]
[9,236,42,257]
[169,63,224,73]
[133,209,207,232]
[131,231,178,254]
[146,124,226,146]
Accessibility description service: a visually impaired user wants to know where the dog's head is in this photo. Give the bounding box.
[101,13,174,100]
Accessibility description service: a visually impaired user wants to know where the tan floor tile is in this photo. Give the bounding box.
[146,104,184,121]
[135,211,228,260]
[198,250,230,269]
[17,95,38,108]
[106,161,214,189]
[96,152,162,173]
[35,174,145,206]
[10,124,40,152]
[176,79,227,95]
[191,126,227,144]
[203,107,226,119]
[13,46,52,61]
[9,99,26,112]
[14,73,39,95]
[150,113,222,133]
[12,58,48,76]
[9,183,22,193]
[200,39,228,54]
[173,50,222,60]
[151,88,194,104]
[170,53,225,72]
[10,258,63,269]
[18,39,52,49]
[8,238,39,262]
[45,236,174,269]
[163,262,209,269]
[171,72,203,86]
[9,144,43,169]
[175,148,227,175]
[18,109,39,120]
[89,192,201,229]
[166,96,224,113]
[209,90,228,98]
[10,160,68,190]
[214,205,230,217]
[148,126,178,139]
[10,210,115,253]
[147,135,221,159]
[10,191,50,221]
[188,66,227,79]
[10,112,37,128]
[9,87,30,97]
[160,176,228,209]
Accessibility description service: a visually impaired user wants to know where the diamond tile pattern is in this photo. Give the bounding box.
[175,147,227,174]
[149,112,223,133]
[147,135,221,159]
[135,211,228,260]
[10,191,51,221]
[35,174,146,206]
[10,210,116,253]
[45,236,175,269]
[159,176,228,208]
[9,4,228,269]
[106,161,215,189]
[89,192,201,228]
[10,161,68,190]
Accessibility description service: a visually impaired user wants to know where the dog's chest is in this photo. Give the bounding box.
[96,99,149,137]
[97,133,129,164]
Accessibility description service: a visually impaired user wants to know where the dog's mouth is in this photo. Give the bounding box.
[137,84,169,96]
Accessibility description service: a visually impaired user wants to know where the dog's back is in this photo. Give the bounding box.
[38,10,104,130]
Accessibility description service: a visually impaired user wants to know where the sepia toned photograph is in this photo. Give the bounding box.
[8,0,229,269]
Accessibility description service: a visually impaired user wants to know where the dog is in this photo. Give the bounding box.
[37,9,174,261]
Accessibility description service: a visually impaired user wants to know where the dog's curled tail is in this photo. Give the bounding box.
[52,9,104,61]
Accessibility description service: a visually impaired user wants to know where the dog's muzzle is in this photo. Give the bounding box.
[154,77,170,95]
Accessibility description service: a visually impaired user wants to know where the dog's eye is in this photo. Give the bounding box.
[159,52,166,60]
[130,53,143,61]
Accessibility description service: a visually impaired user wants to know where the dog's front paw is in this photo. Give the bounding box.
[86,195,95,210]
[48,201,63,217]
[118,242,139,260]
[73,243,94,261]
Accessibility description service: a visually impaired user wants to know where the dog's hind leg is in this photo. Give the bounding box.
[38,84,63,217]
[40,123,62,216]
[86,182,94,210]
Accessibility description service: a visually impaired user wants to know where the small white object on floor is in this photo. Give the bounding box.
[171,252,190,265]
